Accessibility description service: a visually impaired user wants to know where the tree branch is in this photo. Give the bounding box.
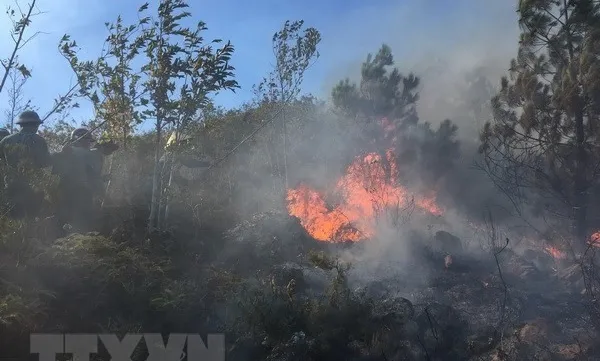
[0,0,36,94]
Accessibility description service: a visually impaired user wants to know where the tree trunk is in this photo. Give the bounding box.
[573,105,588,253]
[0,0,36,95]
[282,105,288,190]
[159,155,174,229]
[100,155,114,209]
[279,78,289,191]
[562,6,588,254]
[122,128,128,150]
[161,124,182,228]
[148,119,162,230]
[163,165,175,227]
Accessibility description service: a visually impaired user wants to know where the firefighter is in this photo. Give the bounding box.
[0,111,51,168]
[0,128,10,184]
[0,111,51,218]
[53,127,118,231]
[0,128,10,140]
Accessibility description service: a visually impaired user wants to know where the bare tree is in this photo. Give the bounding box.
[0,1,77,126]
[3,58,33,131]
[0,0,41,95]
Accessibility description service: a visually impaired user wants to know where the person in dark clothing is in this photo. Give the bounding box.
[52,127,118,232]
[0,111,51,219]
[0,128,10,140]
[0,128,10,183]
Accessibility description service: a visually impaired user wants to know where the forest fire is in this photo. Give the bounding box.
[286,148,442,242]
[542,232,600,260]
[545,246,567,260]
[590,232,600,247]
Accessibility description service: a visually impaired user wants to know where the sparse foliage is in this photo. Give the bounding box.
[58,13,148,143]
[141,0,238,230]
[255,20,321,189]
[3,61,33,132]
[0,0,40,95]
[255,20,321,104]
[60,14,149,146]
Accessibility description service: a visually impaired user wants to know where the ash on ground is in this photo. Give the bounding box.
[223,212,599,360]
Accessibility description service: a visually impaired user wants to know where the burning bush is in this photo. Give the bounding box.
[286,149,442,242]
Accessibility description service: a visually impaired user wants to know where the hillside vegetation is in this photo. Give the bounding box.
[1,0,600,360]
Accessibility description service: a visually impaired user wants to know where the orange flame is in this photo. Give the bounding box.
[544,246,567,259]
[287,148,442,242]
[543,231,600,259]
[589,231,600,248]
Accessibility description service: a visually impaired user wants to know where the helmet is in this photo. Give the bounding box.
[71,127,94,142]
[16,110,42,125]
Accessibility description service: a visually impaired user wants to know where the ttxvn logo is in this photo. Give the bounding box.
[30,333,224,361]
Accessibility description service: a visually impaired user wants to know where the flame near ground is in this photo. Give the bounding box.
[285,117,600,256]
[286,148,442,243]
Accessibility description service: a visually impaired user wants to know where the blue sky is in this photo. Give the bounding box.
[0,0,519,129]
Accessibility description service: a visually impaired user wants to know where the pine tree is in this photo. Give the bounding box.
[331,44,459,188]
[480,0,600,250]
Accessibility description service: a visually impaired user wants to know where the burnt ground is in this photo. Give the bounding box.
[2,208,594,360]
[223,210,600,360]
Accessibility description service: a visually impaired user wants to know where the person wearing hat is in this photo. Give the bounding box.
[0,110,51,218]
[0,110,50,169]
[52,127,118,231]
